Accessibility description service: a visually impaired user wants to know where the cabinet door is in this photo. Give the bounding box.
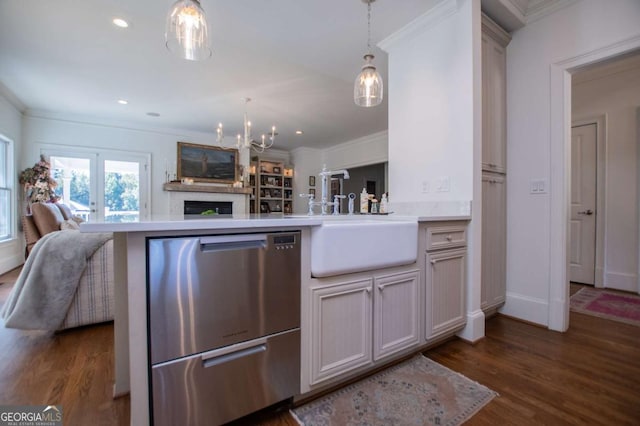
[425,248,466,339]
[310,279,373,386]
[482,35,507,173]
[481,172,506,310]
[373,270,420,361]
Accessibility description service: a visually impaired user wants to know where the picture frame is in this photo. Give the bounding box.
[272,166,281,174]
[309,176,316,187]
[309,188,316,197]
[177,142,238,184]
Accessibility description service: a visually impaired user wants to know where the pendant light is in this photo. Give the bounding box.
[354,0,383,107]
[165,0,212,61]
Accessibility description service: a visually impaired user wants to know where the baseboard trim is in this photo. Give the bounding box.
[0,253,23,276]
[456,309,485,343]
[499,292,549,327]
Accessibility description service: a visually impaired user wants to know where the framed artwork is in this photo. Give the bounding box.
[309,176,316,187]
[177,142,238,184]
[272,166,281,174]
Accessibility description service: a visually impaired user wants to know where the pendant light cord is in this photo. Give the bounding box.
[367,1,372,54]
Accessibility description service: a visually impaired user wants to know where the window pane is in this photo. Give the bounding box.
[0,141,6,188]
[104,160,139,223]
[50,156,91,221]
[0,188,10,239]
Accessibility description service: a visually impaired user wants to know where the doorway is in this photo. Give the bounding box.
[44,148,150,222]
[550,42,640,332]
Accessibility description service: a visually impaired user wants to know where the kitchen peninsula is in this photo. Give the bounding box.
[81,209,470,425]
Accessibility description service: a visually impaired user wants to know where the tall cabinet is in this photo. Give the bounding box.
[481,15,510,314]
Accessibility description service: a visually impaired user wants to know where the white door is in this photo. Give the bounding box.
[47,149,150,222]
[570,124,597,285]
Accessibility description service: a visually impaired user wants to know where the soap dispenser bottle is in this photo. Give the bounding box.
[360,188,369,214]
[380,193,388,214]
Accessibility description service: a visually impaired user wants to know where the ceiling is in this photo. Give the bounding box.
[0,0,447,151]
[0,0,568,151]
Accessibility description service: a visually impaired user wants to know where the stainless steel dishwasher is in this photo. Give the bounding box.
[147,232,301,426]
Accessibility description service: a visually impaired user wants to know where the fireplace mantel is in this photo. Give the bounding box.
[163,182,252,194]
[164,183,250,215]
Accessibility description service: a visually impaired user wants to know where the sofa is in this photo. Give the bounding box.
[5,202,115,330]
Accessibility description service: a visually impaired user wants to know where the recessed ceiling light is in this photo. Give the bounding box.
[112,18,129,28]
[295,130,304,135]
[117,99,128,105]
[146,112,161,117]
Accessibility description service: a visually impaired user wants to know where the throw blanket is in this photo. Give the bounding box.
[1,230,113,330]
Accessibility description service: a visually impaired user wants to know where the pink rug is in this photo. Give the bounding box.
[570,287,640,326]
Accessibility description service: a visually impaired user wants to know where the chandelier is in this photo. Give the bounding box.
[216,98,276,153]
[165,0,212,61]
[354,0,383,107]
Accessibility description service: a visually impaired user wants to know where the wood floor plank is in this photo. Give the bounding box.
[1,268,639,425]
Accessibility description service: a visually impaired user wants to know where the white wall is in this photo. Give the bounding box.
[0,90,23,274]
[380,0,483,342]
[21,112,245,218]
[381,0,475,205]
[504,0,640,326]
[290,131,388,215]
[572,59,640,292]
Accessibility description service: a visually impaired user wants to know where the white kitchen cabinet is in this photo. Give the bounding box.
[481,15,510,174]
[481,14,510,315]
[423,222,467,341]
[425,248,467,339]
[309,279,373,386]
[482,172,506,311]
[373,270,420,361]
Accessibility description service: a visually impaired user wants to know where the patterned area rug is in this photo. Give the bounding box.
[570,287,640,326]
[291,355,497,426]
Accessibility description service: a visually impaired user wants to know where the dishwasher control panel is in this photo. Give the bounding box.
[273,234,297,250]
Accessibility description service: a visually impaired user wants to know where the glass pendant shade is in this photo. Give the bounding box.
[354,54,383,107]
[165,0,212,61]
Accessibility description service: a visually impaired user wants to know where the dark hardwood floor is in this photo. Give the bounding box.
[1,269,639,425]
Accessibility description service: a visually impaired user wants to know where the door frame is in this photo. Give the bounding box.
[571,117,606,288]
[40,144,151,221]
[548,36,640,332]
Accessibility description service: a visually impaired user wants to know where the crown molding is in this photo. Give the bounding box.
[525,0,580,24]
[378,0,458,53]
[481,13,512,47]
[0,82,26,113]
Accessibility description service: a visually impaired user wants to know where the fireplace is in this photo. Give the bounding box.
[184,200,233,215]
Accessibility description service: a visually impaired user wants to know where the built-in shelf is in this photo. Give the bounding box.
[163,183,252,194]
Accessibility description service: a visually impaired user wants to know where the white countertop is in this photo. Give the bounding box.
[80,212,470,233]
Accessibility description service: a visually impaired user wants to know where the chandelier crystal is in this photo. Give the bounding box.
[216,98,276,153]
[165,0,212,61]
[354,0,383,107]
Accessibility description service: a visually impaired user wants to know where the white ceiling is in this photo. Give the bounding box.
[0,0,448,151]
[1,0,574,151]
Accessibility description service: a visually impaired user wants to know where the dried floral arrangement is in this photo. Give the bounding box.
[19,155,59,204]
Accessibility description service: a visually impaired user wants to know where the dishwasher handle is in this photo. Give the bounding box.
[201,337,268,368]
[200,234,268,252]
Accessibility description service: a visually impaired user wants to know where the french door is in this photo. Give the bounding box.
[45,148,150,223]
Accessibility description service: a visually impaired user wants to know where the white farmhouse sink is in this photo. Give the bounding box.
[310,220,418,278]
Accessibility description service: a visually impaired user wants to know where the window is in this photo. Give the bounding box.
[0,135,13,241]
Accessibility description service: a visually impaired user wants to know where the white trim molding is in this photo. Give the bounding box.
[378,0,459,52]
[548,35,640,332]
[457,309,485,343]
[500,292,549,326]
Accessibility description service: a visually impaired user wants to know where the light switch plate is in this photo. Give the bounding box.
[530,179,547,194]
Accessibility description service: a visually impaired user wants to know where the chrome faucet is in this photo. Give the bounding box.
[318,165,350,215]
[299,193,322,215]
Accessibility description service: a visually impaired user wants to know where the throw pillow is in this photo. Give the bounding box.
[71,215,85,224]
[31,202,65,236]
[60,219,81,231]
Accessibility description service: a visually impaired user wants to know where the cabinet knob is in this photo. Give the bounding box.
[446,235,453,241]
[430,259,437,265]
[378,285,385,292]
[365,287,371,294]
